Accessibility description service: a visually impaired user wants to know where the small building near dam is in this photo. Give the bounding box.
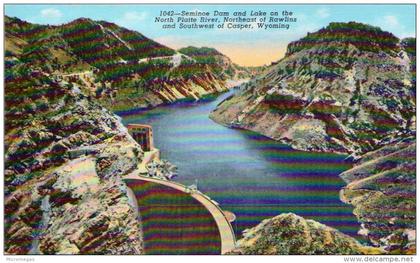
[127,124,154,151]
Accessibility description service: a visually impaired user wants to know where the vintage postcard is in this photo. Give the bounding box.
[2,1,417,260]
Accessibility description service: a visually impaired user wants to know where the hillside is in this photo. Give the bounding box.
[4,16,416,255]
[178,46,256,80]
[4,15,238,255]
[211,22,416,254]
[211,22,415,156]
[4,62,147,254]
[228,213,382,255]
[339,137,416,254]
[5,16,211,255]
[5,16,229,112]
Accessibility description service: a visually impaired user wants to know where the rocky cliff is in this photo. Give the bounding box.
[230,137,416,255]
[211,22,415,156]
[5,60,146,254]
[211,22,416,254]
[339,137,416,254]
[5,17,416,255]
[4,15,233,255]
[5,16,229,113]
[228,213,381,255]
[178,46,257,80]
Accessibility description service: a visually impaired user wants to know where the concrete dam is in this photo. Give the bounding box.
[124,124,236,255]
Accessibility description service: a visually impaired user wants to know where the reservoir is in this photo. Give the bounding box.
[120,90,360,239]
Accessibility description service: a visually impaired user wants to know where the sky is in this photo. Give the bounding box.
[5,4,416,66]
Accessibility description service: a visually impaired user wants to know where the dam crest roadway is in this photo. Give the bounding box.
[123,124,236,255]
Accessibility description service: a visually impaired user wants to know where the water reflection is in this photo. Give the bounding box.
[120,91,360,239]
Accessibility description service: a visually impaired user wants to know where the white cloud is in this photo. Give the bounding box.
[115,11,148,29]
[316,8,330,19]
[122,11,147,22]
[383,15,399,28]
[373,15,403,35]
[294,13,322,37]
[40,8,62,19]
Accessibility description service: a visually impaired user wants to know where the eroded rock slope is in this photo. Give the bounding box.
[5,68,145,254]
[211,22,415,156]
[228,213,381,255]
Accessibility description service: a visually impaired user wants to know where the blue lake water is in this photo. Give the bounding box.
[120,90,361,239]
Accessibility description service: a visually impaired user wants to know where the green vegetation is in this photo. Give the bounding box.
[401,37,416,57]
[61,19,175,66]
[265,93,305,114]
[178,46,256,79]
[5,16,49,43]
[171,59,210,79]
[178,46,221,56]
[179,46,225,77]
[287,22,400,55]
[5,15,230,113]
[230,213,366,255]
[401,37,416,89]
[340,140,416,254]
